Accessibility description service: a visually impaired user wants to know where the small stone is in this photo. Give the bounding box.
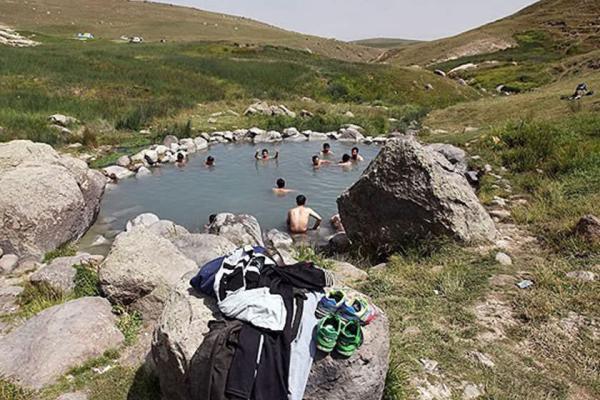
[484,164,493,173]
[495,252,512,266]
[517,279,534,289]
[116,155,131,168]
[462,383,483,399]
[371,263,387,272]
[566,270,598,282]
[469,351,495,368]
[419,358,439,373]
[0,254,19,274]
[489,209,511,220]
[57,392,88,400]
[136,166,152,178]
[403,326,421,336]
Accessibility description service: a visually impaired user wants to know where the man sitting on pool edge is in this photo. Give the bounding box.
[287,194,322,234]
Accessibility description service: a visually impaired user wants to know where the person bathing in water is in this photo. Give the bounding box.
[338,154,352,167]
[255,148,279,160]
[321,143,334,157]
[287,194,322,234]
[312,155,331,168]
[273,178,295,195]
[351,147,364,162]
[176,152,187,167]
[205,156,215,167]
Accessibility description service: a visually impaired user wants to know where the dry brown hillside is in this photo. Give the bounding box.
[0,0,381,62]
[380,0,600,66]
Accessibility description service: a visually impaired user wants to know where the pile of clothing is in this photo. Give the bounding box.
[187,246,375,400]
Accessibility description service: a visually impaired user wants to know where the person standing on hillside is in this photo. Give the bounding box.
[287,195,322,234]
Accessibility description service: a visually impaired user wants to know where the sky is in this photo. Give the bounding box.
[157,0,539,41]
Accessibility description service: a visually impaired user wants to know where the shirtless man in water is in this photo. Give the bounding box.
[287,194,322,234]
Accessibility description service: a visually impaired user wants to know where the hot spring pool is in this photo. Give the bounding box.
[79,141,381,254]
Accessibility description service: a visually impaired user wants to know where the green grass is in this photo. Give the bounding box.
[479,114,600,257]
[42,242,77,263]
[294,246,334,270]
[0,38,474,146]
[0,379,33,400]
[113,306,144,346]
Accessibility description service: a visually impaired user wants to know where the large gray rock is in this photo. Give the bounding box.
[207,213,264,247]
[0,141,105,259]
[29,253,101,293]
[152,276,389,400]
[151,272,220,400]
[0,297,123,389]
[99,220,198,320]
[338,138,497,255]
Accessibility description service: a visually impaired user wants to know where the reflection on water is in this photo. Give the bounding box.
[79,141,381,254]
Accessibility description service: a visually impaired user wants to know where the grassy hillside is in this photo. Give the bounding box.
[0,0,380,62]
[351,38,421,49]
[0,36,476,146]
[424,66,600,132]
[380,0,600,66]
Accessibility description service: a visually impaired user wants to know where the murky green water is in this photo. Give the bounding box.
[80,141,381,254]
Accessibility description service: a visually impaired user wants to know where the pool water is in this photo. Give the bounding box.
[79,141,381,254]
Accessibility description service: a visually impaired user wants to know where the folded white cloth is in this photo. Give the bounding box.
[218,287,286,331]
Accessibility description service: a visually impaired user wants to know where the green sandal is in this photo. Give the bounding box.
[335,319,363,357]
[316,314,342,353]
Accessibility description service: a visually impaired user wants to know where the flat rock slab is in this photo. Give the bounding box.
[0,297,123,389]
[208,213,264,247]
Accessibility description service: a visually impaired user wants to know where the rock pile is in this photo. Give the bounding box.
[244,101,296,118]
[0,26,39,47]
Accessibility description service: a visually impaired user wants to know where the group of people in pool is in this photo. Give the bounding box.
[189,143,364,169]
[188,143,364,234]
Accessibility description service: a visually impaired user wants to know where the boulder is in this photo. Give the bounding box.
[193,137,208,150]
[264,229,293,252]
[48,114,78,127]
[330,260,368,286]
[0,254,18,275]
[102,165,134,180]
[283,127,300,138]
[169,233,236,265]
[116,155,131,168]
[29,253,99,293]
[253,130,282,144]
[574,215,600,243]
[136,166,152,178]
[338,138,497,255]
[163,135,179,148]
[0,141,105,259]
[99,220,198,320]
[207,213,264,247]
[152,275,389,400]
[0,297,123,389]
[308,131,328,141]
[338,127,365,142]
[328,232,351,253]
[426,143,468,172]
[125,213,160,232]
[179,138,196,153]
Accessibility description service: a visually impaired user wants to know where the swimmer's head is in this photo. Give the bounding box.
[323,143,331,152]
[296,194,307,206]
[276,178,286,189]
[177,153,184,162]
[351,147,359,157]
[342,154,351,163]
[206,156,215,165]
[312,155,320,165]
[261,149,269,157]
